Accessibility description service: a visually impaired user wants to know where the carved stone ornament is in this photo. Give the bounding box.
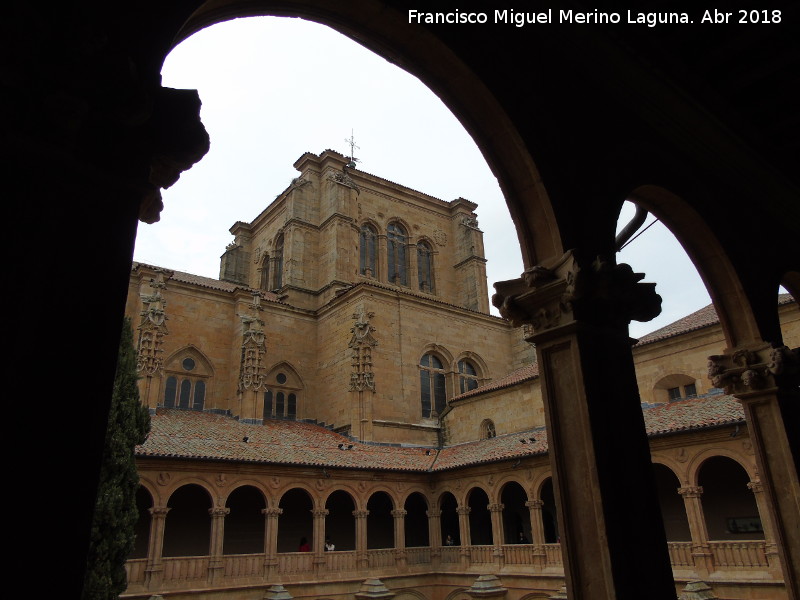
[433,229,448,246]
[707,343,799,396]
[676,447,689,463]
[157,472,171,486]
[493,251,662,335]
[328,166,360,194]
[349,308,378,392]
[461,215,480,229]
[137,270,170,375]
[215,473,226,487]
[678,486,703,498]
[237,293,268,392]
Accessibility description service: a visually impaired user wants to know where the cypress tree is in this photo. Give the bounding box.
[83,318,151,599]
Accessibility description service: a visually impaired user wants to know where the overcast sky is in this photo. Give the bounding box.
[134,16,715,338]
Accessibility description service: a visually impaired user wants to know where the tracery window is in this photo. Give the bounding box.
[417,241,435,293]
[420,353,446,418]
[273,233,284,289]
[387,223,408,286]
[458,359,479,394]
[263,371,299,420]
[162,352,209,411]
[259,253,271,290]
[359,224,377,277]
[481,419,496,439]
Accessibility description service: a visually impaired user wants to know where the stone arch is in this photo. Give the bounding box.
[394,590,429,600]
[324,488,356,551]
[224,484,267,554]
[466,485,492,546]
[696,455,764,540]
[500,479,531,545]
[687,448,757,486]
[437,491,460,547]
[162,476,217,505]
[651,462,691,542]
[366,490,395,549]
[130,485,154,559]
[479,418,496,440]
[163,483,214,557]
[781,271,800,300]
[404,491,430,548]
[443,589,472,600]
[650,453,691,488]
[538,476,559,544]
[223,479,271,507]
[358,219,380,279]
[277,487,315,552]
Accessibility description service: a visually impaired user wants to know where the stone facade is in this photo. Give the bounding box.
[124,154,797,600]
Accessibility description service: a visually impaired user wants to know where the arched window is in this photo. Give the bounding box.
[359,224,377,278]
[420,353,446,418]
[259,253,271,290]
[162,355,206,411]
[263,367,301,420]
[387,223,408,286]
[481,419,496,440]
[417,240,434,293]
[273,233,284,289]
[458,359,479,393]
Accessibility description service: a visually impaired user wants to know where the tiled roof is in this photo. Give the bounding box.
[137,394,745,471]
[452,363,539,402]
[636,294,794,346]
[132,262,282,303]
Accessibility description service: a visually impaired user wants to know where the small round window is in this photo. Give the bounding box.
[276,373,287,384]
[182,357,196,371]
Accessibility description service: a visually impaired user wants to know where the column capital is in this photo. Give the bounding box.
[525,500,544,509]
[456,506,472,515]
[708,344,799,397]
[262,507,283,518]
[149,506,170,517]
[678,486,704,498]
[487,503,505,513]
[426,509,442,518]
[352,509,370,519]
[492,250,661,335]
[209,507,230,518]
[747,479,764,494]
[391,509,408,518]
[311,509,330,518]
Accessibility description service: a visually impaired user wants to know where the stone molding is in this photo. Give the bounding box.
[137,270,170,375]
[678,486,704,498]
[708,344,799,396]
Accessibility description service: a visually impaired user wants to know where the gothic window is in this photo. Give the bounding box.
[387,223,408,286]
[263,369,301,420]
[481,419,496,439]
[273,233,284,289]
[259,254,271,290]
[417,241,435,293]
[420,353,446,418]
[359,224,377,278]
[162,350,209,411]
[458,359,479,394]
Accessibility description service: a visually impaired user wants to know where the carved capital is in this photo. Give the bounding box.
[492,250,661,335]
[352,509,370,519]
[391,509,408,519]
[456,506,472,515]
[426,509,442,518]
[525,500,544,509]
[708,344,799,395]
[311,509,330,518]
[747,479,763,494]
[678,486,703,498]
[209,507,230,518]
[149,506,170,517]
[487,503,505,513]
[262,507,283,518]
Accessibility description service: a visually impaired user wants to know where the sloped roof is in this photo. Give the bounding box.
[132,262,282,303]
[452,363,539,402]
[636,294,794,346]
[137,394,744,471]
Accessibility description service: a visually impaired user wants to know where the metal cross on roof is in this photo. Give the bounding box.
[344,130,360,168]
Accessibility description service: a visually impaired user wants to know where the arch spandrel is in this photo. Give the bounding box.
[687,447,758,486]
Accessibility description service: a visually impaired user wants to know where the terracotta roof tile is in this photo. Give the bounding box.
[138,395,745,471]
[452,363,539,401]
[636,294,794,346]
[132,262,282,303]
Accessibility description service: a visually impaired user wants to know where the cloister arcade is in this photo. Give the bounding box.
[125,438,780,596]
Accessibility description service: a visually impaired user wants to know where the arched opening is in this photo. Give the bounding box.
[540,479,559,544]
[163,484,213,557]
[404,492,430,548]
[130,486,153,559]
[698,456,763,540]
[466,487,492,546]
[325,490,356,551]
[652,464,690,542]
[500,481,530,545]
[277,488,314,552]
[366,491,394,549]
[224,486,266,554]
[439,492,459,548]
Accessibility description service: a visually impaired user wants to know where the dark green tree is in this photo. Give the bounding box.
[83,318,151,600]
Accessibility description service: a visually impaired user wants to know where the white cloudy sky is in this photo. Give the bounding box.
[134,16,714,338]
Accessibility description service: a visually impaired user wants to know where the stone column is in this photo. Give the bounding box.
[488,503,506,567]
[526,499,548,569]
[456,505,472,567]
[708,345,800,599]
[312,509,329,573]
[377,235,388,282]
[263,507,282,576]
[207,507,230,583]
[748,479,782,576]
[353,509,370,568]
[678,486,713,576]
[493,251,675,600]
[145,506,170,589]
[427,508,443,566]
[391,509,408,568]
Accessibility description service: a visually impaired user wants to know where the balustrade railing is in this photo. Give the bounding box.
[125,540,775,593]
[709,541,768,568]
